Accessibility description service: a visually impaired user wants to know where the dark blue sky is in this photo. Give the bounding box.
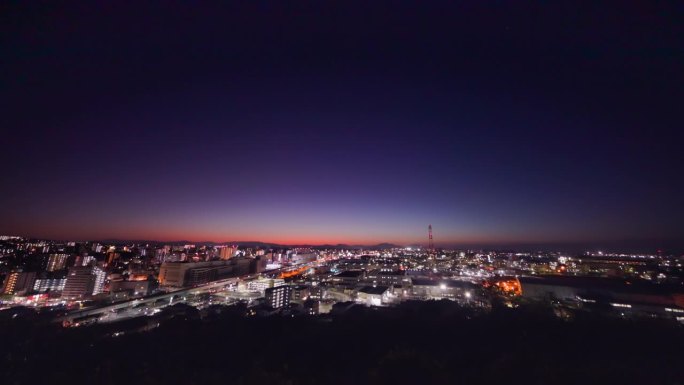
[2,1,683,249]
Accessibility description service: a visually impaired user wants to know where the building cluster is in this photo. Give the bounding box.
[228,248,684,321]
[0,236,314,307]
[1,235,683,327]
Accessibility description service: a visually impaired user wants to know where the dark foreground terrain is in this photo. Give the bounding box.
[2,301,683,385]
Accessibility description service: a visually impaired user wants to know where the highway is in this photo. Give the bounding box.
[57,263,317,324]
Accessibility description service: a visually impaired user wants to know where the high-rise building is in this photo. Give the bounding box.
[219,245,238,260]
[265,285,292,309]
[46,253,70,271]
[155,247,169,263]
[74,255,96,267]
[62,266,106,299]
[159,260,236,287]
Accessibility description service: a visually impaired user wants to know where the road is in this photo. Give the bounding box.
[57,262,318,324]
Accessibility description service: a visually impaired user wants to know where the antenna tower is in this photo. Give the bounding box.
[428,224,434,252]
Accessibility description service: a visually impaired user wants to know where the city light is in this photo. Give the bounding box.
[1,3,681,383]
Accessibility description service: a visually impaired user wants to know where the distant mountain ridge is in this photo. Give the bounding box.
[13,236,683,253]
[95,239,403,250]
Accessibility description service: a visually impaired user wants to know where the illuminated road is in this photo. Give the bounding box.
[57,262,318,324]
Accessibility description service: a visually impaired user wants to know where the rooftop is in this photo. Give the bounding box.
[334,270,365,278]
[358,286,390,295]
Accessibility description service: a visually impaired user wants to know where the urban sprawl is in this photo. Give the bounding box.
[1,235,683,332]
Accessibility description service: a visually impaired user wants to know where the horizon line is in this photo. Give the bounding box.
[2,233,682,253]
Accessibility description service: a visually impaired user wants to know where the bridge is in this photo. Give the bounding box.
[57,276,243,324]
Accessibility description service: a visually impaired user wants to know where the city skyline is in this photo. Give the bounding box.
[2,3,683,383]
[0,233,680,255]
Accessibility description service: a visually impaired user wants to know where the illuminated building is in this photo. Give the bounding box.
[290,285,310,302]
[3,273,18,294]
[106,252,120,266]
[155,247,169,263]
[366,269,410,287]
[74,255,95,267]
[219,245,238,260]
[46,253,70,272]
[33,277,67,293]
[92,267,106,294]
[488,277,523,296]
[62,266,106,299]
[265,285,292,308]
[2,271,37,295]
[158,259,248,287]
[357,286,390,306]
[159,261,213,287]
[290,252,317,265]
[247,278,285,293]
[411,279,479,302]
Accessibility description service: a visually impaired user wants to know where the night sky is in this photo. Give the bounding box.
[2,2,683,249]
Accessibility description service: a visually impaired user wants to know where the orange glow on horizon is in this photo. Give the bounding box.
[17,226,599,248]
